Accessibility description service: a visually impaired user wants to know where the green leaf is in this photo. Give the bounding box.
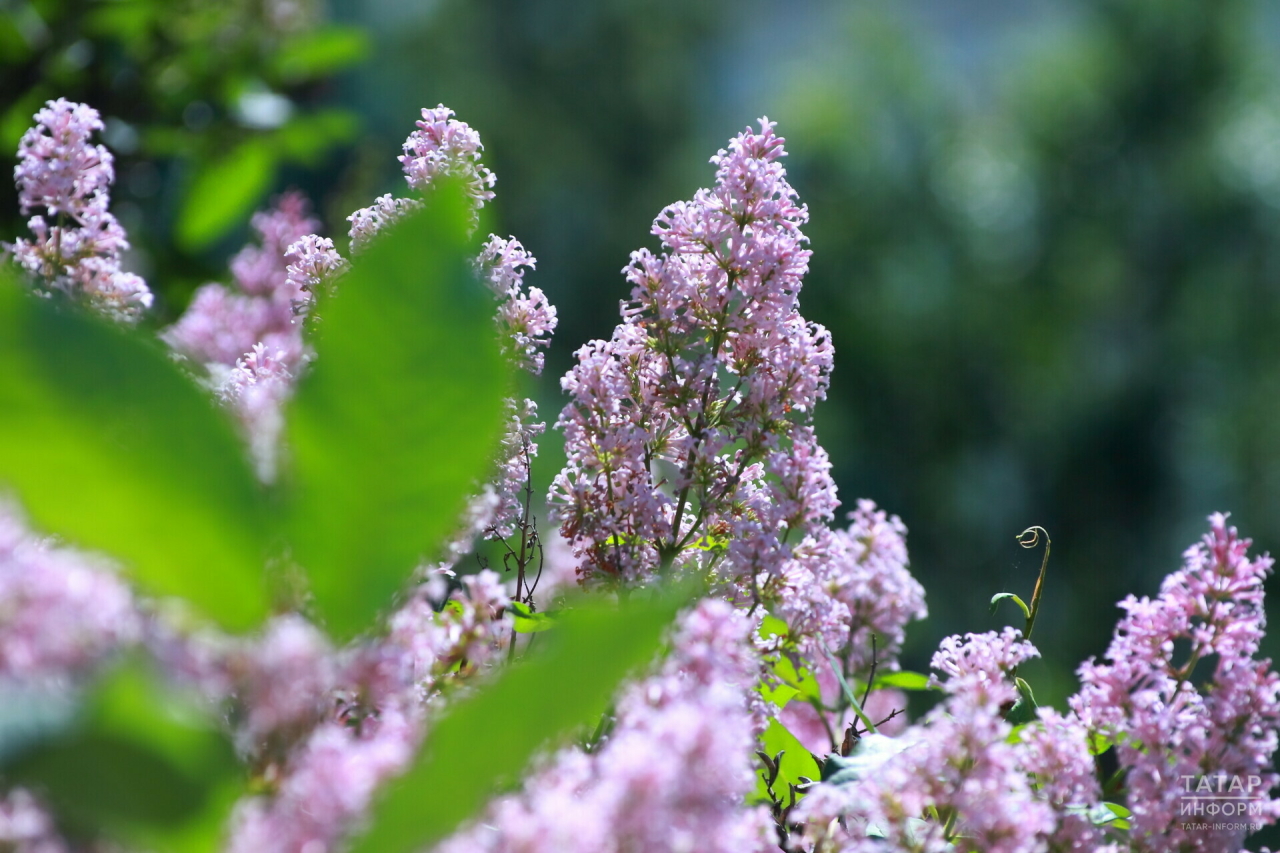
[1105,802,1131,819]
[1067,801,1130,830]
[509,601,556,634]
[871,670,933,691]
[758,614,789,639]
[689,533,727,553]
[1087,729,1114,756]
[990,592,1031,620]
[0,278,271,630]
[1003,676,1039,725]
[2,662,242,852]
[758,680,800,710]
[177,139,275,249]
[770,654,822,703]
[752,718,821,801]
[349,584,696,853]
[284,184,508,639]
[271,26,371,82]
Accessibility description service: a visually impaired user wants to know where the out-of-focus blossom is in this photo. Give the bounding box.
[0,502,139,680]
[165,192,319,369]
[0,789,69,853]
[217,344,295,482]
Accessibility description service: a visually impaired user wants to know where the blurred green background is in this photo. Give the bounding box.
[5,0,1280,716]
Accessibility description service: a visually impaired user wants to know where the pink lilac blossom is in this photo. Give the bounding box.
[795,700,1056,853]
[550,120,928,683]
[224,705,421,853]
[0,789,68,853]
[399,105,496,215]
[222,570,512,853]
[829,501,927,675]
[1071,513,1280,852]
[929,626,1039,704]
[217,344,296,482]
[550,121,833,588]
[474,235,556,375]
[224,615,337,757]
[5,99,151,322]
[435,598,776,853]
[164,192,320,369]
[281,233,350,319]
[346,193,422,253]
[0,501,139,680]
[796,631,1057,853]
[1016,707,1112,851]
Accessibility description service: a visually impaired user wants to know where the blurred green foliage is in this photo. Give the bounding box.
[0,0,367,313]
[0,268,273,630]
[4,662,243,853]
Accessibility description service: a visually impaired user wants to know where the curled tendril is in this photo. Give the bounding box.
[1017,526,1048,550]
[1016,526,1051,642]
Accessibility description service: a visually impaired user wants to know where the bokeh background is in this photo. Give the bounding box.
[5,0,1280,737]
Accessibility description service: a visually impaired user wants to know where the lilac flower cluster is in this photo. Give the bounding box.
[797,630,1102,853]
[550,120,881,663]
[1,100,540,853]
[287,106,557,549]
[4,99,151,322]
[165,192,321,369]
[0,501,139,680]
[1072,513,1280,852]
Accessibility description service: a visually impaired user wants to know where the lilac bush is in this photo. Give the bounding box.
[1,98,1278,853]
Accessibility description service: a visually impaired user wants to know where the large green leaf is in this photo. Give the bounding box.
[285,185,508,638]
[1,662,242,852]
[349,585,697,853]
[0,277,271,630]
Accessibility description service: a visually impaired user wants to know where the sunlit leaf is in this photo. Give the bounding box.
[0,277,271,629]
[509,601,556,634]
[758,680,800,710]
[1003,676,1039,725]
[285,183,507,638]
[177,139,275,249]
[990,592,1030,620]
[751,717,821,802]
[770,653,822,703]
[871,670,933,691]
[349,584,696,853]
